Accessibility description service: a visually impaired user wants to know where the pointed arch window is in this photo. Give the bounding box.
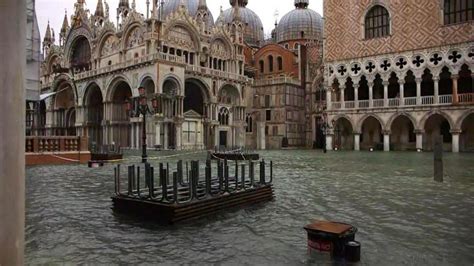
[365,5,390,39]
[259,60,264,73]
[444,0,473,25]
[277,57,283,71]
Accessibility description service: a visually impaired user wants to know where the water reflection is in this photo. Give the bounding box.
[26,151,474,264]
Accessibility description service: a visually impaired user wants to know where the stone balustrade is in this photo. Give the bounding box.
[330,93,473,110]
[25,136,89,153]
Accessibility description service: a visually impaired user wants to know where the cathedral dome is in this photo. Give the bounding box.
[216,0,264,47]
[160,0,215,28]
[276,0,323,44]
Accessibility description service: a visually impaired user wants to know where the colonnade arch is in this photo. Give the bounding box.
[333,117,354,150]
[360,115,383,150]
[460,112,474,152]
[106,79,132,148]
[52,82,77,136]
[83,83,104,148]
[183,78,211,149]
[390,115,416,151]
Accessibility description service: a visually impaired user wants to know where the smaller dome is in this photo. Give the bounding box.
[160,0,215,28]
[276,0,323,44]
[216,7,264,47]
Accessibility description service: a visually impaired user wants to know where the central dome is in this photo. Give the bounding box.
[276,0,323,44]
[216,1,264,47]
[160,0,215,28]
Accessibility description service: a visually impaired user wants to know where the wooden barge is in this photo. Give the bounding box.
[112,159,274,224]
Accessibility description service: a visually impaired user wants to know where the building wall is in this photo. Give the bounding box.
[324,0,474,62]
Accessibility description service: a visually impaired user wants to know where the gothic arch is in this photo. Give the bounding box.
[160,74,183,95]
[185,78,212,103]
[83,82,103,106]
[51,74,78,107]
[122,23,145,50]
[211,36,233,51]
[64,26,93,65]
[163,21,201,52]
[97,31,118,58]
[456,109,474,130]
[106,75,133,102]
[332,115,356,132]
[218,83,241,105]
[419,110,455,130]
[386,112,418,131]
[138,74,157,89]
[357,113,386,132]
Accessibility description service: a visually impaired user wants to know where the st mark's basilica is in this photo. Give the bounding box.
[37,0,473,152]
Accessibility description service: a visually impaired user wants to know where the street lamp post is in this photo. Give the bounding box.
[125,87,160,163]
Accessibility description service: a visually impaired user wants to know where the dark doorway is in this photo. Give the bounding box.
[219,131,228,147]
[315,117,325,149]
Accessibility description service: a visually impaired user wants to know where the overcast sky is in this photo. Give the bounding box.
[36,0,323,42]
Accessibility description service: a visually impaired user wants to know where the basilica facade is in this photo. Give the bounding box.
[38,0,472,152]
[39,0,324,151]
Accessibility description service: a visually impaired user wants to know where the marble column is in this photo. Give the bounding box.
[164,123,169,149]
[434,77,440,104]
[451,130,460,153]
[354,84,359,108]
[0,0,25,263]
[416,78,422,105]
[399,80,405,106]
[383,81,389,107]
[383,132,390,152]
[452,75,459,104]
[257,122,266,150]
[326,89,332,110]
[340,85,346,109]
[176,123,182,150]
[326,134,333,151]
[354,133,361,151]
[416,131,423,151]
[368,82,374,108]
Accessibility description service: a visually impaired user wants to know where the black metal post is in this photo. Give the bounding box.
[141,109,148,163]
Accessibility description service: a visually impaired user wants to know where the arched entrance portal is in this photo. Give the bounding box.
[360,116,382,150]
[109,80,132,148]
[390,115,416,151]
[183,79,210,150]
[53,84,76,136]
[161,78,180,149]
[424,114,451,151]
[460,113,474,152]
[216,85,243,148]
[84,84,103,148]
[333,117,353,150]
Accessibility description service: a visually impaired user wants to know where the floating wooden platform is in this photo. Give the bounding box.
[112,185,273,224]
[111,159,274,224]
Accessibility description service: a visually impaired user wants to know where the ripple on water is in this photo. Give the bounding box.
[25,150,474,265]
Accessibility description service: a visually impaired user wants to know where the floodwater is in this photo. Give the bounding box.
[26,150,474,265]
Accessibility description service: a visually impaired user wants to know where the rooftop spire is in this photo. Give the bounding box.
[229,0,247,7]
[295,0,309,9]
[119,0,129,9]
[61,10,69,34]
[198,0,207,9]
[95,0,104,17]
[44,21,52,43]
[232,0,241,22]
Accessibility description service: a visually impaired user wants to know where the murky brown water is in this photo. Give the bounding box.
[26,150,474,265]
